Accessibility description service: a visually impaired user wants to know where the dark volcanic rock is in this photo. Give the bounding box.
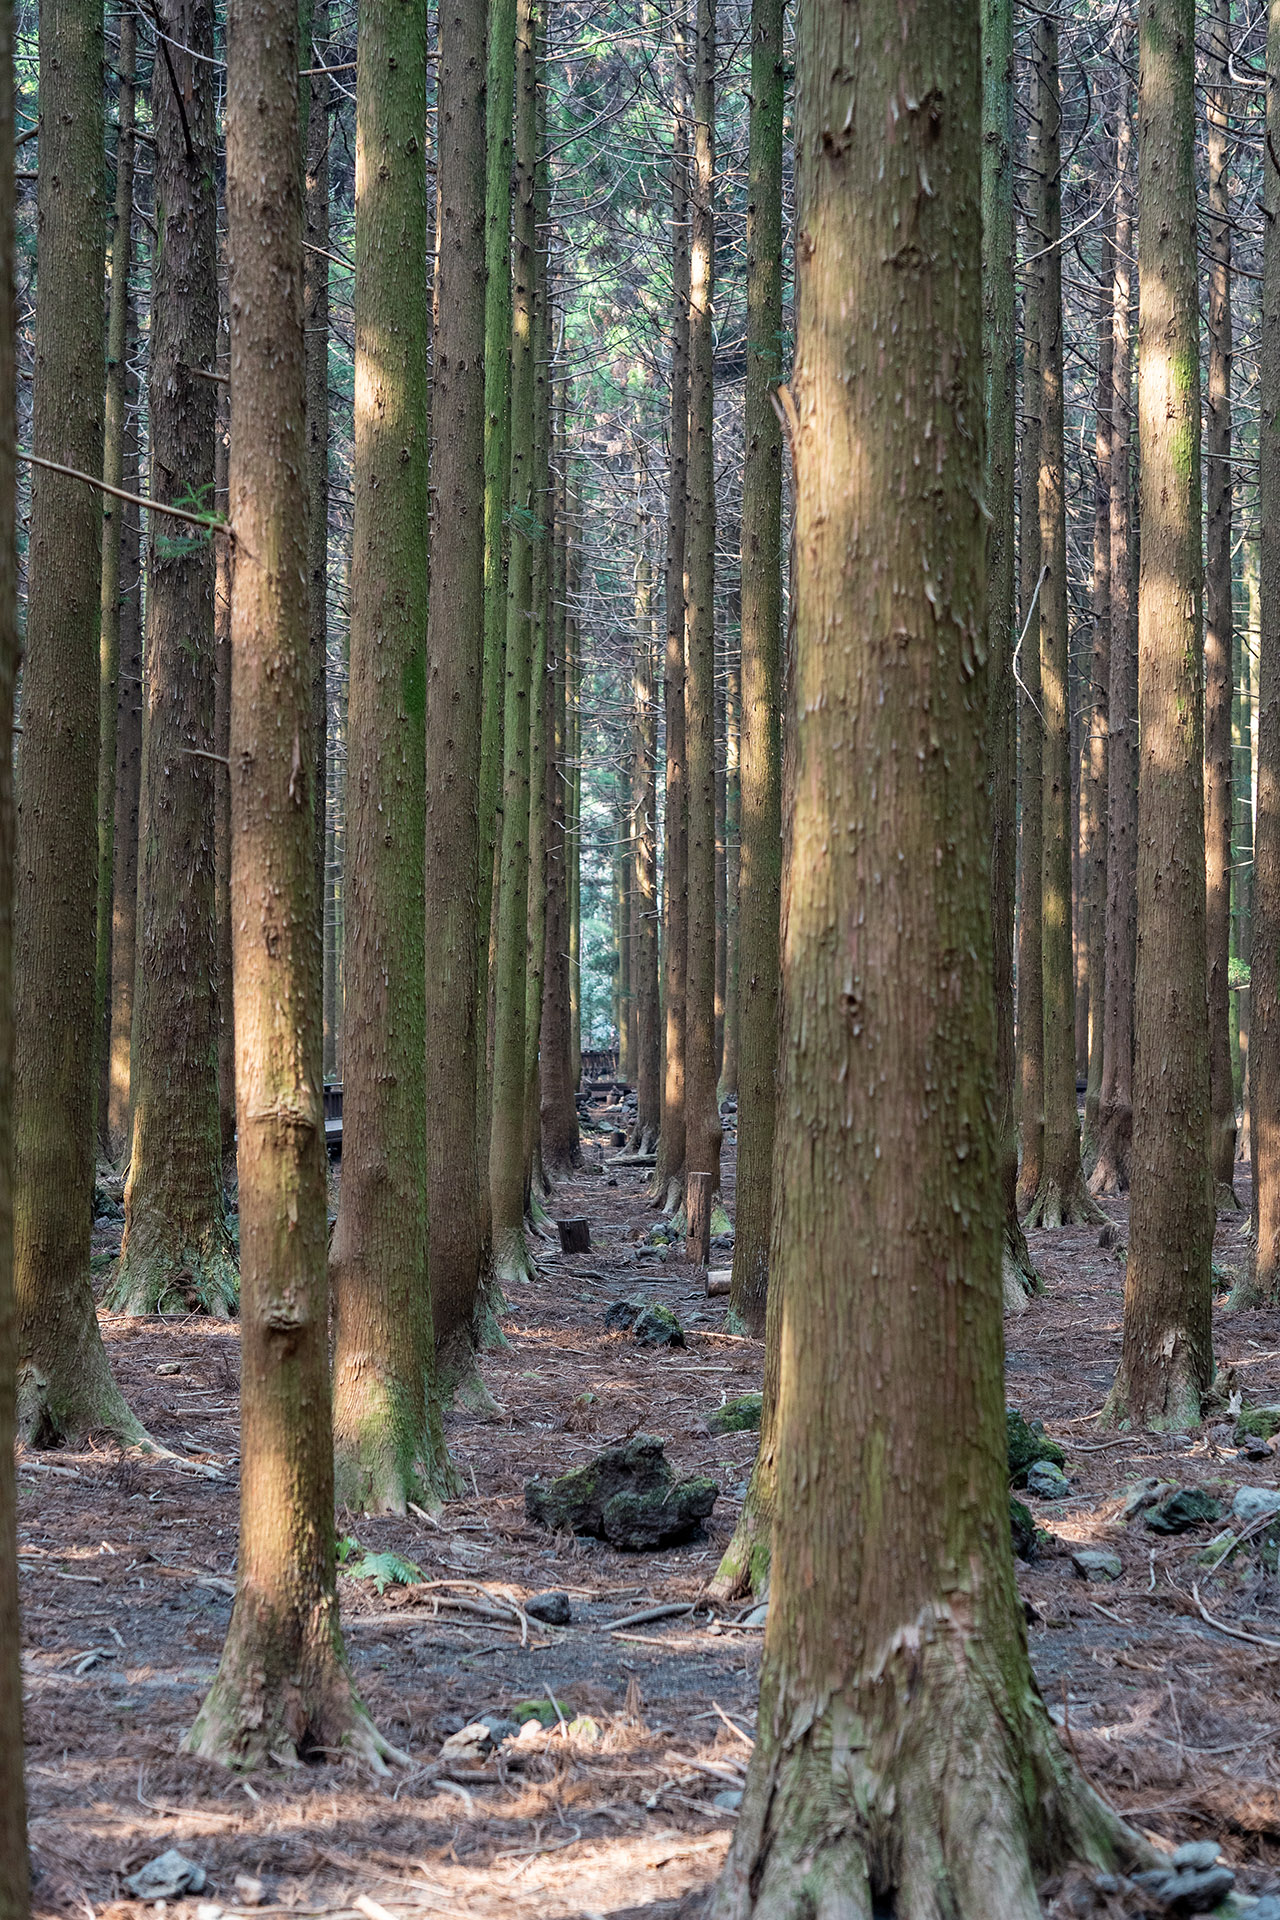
[525,1435,718,1549]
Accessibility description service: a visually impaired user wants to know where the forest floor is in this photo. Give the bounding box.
[20,1121,1280,1919]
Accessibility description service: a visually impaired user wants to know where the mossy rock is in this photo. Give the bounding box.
[1235,1406,1280,1444]
[1143,1487,1221,1535]
[1006,1408,1065,1487]
[525,1434,719,1550]
[709,1392,763,1435]
[512,1698,559,1727]
[604,1299,685,1348]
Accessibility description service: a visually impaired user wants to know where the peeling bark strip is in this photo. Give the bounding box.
[1104,0,1213,1426]
[15,0,144,1446]
[185,0,391,1768]
[111,0,235,1321]
[709,0,1144,1906]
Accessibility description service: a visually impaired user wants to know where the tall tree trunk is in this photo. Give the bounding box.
[306,13,331,1033]
[1205,0,1237,1207]
[426,0,497,1393]
[631,537,661,1150]
[727,0,782,1336]
[683,0,722,1201]
[721,649,740,1100]
[479,0,517,1149]
[1082,193,1113,1172]
[1245,0,1280,1308]
[109,357,144,1165]
[714,622,726,1080]
[111,0,235,1318]
[16,0,144,1445]
[330,0,451,1512]
[567,522,582,1091]
[983,0,1037,1308]
[214,274,235,1161]
[1015,34,1045,1215]
[489,0,539,1287]
[185,0,394,1765]
[616,782,633,1083]
[541,453,581,1172]
[523,122,551,1210]
[654,40,690,1212]
[1103,0,1213,1424]
[1025,10,1097,1231]
[96,7,136,1158]
[0,2,30,1896]
[708,0,1144,1897]
[1093,84,1136,1197]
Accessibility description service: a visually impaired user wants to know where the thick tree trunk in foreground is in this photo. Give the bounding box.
[0,8,30,1897]
[1244,0,1280,1308]
[541,466,581,1174]
[489,0,539,1287]
[654,42,690,1213]
[709,0,1143,1903]
[523,140,551,1213]
[683,0,723,1201]
[95,9,136,1158]
[728,0,783,1338]
[1015,40,1045,1216]
[1104,0,1213,1426]
[16,0,144,1445]
[1026,11,1097,1232]
[426,0,496,1392]
[185,0,393,1767]
[983,0,1037,1309]
[1205,0,1238,1207]
[306,28,330,980]
[330,0,452,1514]
[111,0,236,1319]
[1093,87,1136,1198]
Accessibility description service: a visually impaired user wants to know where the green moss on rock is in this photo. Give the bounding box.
[709,1392,763,1435]
[1006,1408,1065,1486]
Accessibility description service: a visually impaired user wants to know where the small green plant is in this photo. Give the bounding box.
[340,1543,422,1595]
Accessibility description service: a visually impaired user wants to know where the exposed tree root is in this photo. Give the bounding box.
[1002,1214,1042,1316]
[1088,1103,1132,1197]
[183,1592,405,1773]
[1100,1350,1205,1432]
[493,1224,537,1287]
[16,1354,151,1453]
[708,1620,1151,1920]
[1230,1266,1276,1311]
[333,1396,461,1518]
[1023,1173,1105,1231]
[707,1494,771,1605]
[435,1326,505,1414]
[107,1235,239,1318]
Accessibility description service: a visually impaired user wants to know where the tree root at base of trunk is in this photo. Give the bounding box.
[16,1354,152,1453]
[1214,1180,1242,1213]
[492,1225,537,1288]
[436,1327,505,1415]
[1002,1214,1042,1315]
[1100,1355,1205,1433]
[707,1494,771,1605]
[183,1594,405,1773]
[333,1418,461,1517]
[708,1630,1151,1919]
[1023,1173,1105,1232]
[106,1235,239,1318]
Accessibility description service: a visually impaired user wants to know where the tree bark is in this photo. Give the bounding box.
[1082,188,1113,1173]
[185,0,393,1766]
[1205,0,1238,1207]
[1015,33,1045,1216]
[426,0,497,1391]
[708,0,1144,1898]
[95,8,136,1159]
[330,0,453,1513]
[306,11,331,1036]
[1245,0,1280,1308]
[214,271,235,1162]
[631,536,661,1150]
[654,38,690,1213]
[110,0,235,1319]
[1093,83,1136,1198]
[727,0,782,1338]
[523,122,551,1212]
[0,6,31,1895]
[489,0,539,1287]
[683,0,722,1202]
[1103,0,1213,1424]
[721,648,740,1100]
[1025,10,1097,1231]
[16,0,145,1445]
[983,0,1037,1309]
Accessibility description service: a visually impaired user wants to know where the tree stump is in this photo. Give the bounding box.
[557,1217,591,1254]
[686,1172,712,1266]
